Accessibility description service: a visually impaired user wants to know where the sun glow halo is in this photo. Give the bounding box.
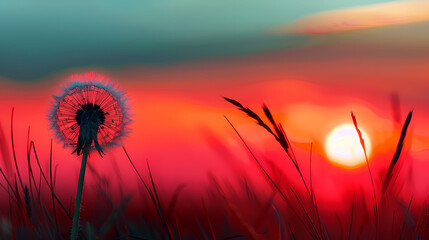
[325,124,372,168]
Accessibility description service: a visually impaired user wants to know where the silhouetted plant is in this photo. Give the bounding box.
[49,73,131,239]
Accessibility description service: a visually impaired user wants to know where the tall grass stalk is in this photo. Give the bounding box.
[224,115,322,240]
[382,111,413,194]
[31,141,72,219]
[123,146,174,239]
[347,192,355,240]
[351,112,378,223]
[224,98,325,238]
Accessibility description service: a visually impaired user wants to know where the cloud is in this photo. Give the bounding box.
[268,0,429,35]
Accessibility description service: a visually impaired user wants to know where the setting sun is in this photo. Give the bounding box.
[325,124,372,168]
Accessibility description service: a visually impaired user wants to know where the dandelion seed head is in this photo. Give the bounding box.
[49,73,131,156]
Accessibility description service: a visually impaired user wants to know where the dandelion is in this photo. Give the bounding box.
[49,72,131,240]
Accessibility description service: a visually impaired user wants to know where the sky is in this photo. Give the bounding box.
[0,0,429,208]
[0,0,416,80]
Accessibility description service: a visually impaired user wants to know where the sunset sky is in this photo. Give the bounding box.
[0,0,428,207]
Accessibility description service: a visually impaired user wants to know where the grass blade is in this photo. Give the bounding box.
[49,139,58,236]
[224,116,321,240]
[147,160,174,240]
[10,108,25,194]
[351,112,378,222]
[31,142,72,219]
[225,98,310,196]
[224,97,276,138]
[122,146,173,240]
[347,192,355,240]
[0,122,13,176]
[382,111,413,193]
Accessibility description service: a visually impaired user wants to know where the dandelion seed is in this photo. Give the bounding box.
[49,72,131,156]
[48,72,131,240]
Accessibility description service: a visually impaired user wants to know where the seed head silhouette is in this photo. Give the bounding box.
[49,73,131,156]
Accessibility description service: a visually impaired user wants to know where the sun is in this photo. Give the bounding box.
[325,124,372,168]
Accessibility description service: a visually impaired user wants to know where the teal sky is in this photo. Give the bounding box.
[0,0,398,81]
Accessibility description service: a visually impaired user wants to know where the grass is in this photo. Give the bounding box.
[0,98,423,239]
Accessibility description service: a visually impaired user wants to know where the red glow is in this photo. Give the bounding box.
[0,51,428,238]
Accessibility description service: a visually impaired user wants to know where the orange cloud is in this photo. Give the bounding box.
[269,0,429,35]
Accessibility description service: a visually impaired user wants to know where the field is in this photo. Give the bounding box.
[1,1,429,239]
[0,96,424,240]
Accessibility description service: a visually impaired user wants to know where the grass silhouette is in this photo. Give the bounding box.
[0,97,422,239]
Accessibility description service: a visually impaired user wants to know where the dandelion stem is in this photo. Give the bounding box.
[71,147,89,240]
